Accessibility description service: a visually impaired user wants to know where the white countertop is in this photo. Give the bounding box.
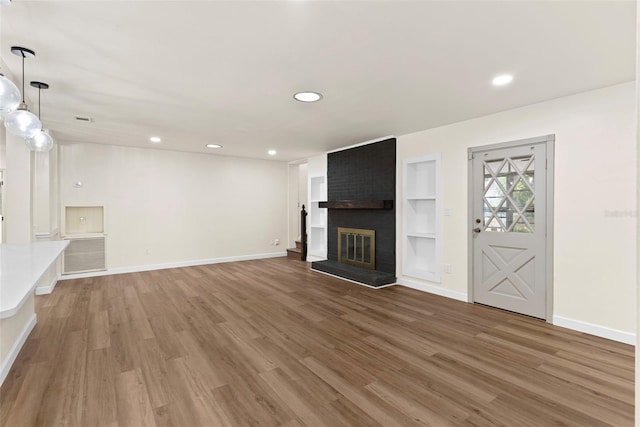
[0,241,69,319]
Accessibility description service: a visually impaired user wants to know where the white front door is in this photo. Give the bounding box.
[470,136,553,319]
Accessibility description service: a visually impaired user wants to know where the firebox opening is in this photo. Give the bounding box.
[338,227,375,270]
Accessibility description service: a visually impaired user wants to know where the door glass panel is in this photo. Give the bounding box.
[511,216,532,233]
[511,177,534,210]
[486,215,505,231]
[482,155,535,233]
[512,156,533,172]
[485,159,504,175]
[484,179,504,207]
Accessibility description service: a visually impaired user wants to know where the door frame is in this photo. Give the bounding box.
[467,134,555,322]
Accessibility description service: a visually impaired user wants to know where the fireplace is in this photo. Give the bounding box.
[311,137,396,287]
[338,227,375,270]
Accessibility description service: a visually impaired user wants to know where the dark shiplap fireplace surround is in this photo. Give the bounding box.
[311,138,396,287]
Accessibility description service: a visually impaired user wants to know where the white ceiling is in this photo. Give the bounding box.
[0,1,636,161]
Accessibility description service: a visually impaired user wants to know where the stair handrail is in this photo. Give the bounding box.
[301,205,307,261]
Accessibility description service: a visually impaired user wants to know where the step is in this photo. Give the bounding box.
[286,247,303,260]
[295,240,303,250]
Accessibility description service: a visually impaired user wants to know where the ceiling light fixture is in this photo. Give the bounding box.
[492,74,513,86]
[268,149,277,156]
[25,81,54,152]
[293,91,322,102]
[0,73,21,118]
[4,47,42,138]
[206,144,222,149]
[149,136,161,143]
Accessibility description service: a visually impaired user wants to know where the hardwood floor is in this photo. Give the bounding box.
[0,257,634,426]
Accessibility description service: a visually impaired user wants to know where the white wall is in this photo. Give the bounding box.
[0,130,5,243]
[634,3,639,417]
[287,163,300,248]
[287,163,309,248]
[307,153,327,183]
[397,82,637,336]
[4,132,32,244]
[60,143,288,270]
[299,163,308,215]
[32,151,50,235]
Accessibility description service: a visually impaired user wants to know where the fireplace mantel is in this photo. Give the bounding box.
[318,200,393,210]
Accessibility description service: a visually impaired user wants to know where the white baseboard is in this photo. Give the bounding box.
[58,251,287,280]
[35,275,59,295]
[0,314,36,386]
[397,278,633,345]
[552,315,635,345]
[397,277,468,302]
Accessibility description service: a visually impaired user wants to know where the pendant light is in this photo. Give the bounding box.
[4,46,42,138]
[0,73,21,118]
[25,81,53,152]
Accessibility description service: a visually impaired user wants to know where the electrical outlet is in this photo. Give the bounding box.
[444,264,452,274]
[274,239,280,246]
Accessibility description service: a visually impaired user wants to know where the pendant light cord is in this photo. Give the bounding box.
[21,53,25,102]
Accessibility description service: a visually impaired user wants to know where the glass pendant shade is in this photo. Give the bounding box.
[0,75,21,116]
[4,106,42,138]
[25,129,54,152]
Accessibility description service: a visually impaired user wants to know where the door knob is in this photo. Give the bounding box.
[473,227,481,233]
[475,218,481,224]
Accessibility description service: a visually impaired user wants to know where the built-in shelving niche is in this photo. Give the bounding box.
[403,154,442,282]
[308,176,327,260]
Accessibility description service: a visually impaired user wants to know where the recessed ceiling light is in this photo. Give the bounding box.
[293,91,322,102]
[149,136,161,143]
[206,144,222,149]
[492,74,513,86]
[268,149,277,156]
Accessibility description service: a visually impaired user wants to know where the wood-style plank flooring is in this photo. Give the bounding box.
[0,257,634,426]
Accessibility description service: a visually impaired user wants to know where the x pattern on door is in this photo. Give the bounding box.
[482,244,535,300]
[483,155,535,233]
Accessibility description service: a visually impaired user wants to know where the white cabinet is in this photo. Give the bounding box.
[308,175,327,260]
[403,155,441,282]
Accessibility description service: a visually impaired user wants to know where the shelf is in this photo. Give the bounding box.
[310,176,326,202]
[406,199,435,235]
[406,161,436,197]
[407,196,436,200]
[62,233,107,239]
[407,232,436,239]
[405,267,438,281]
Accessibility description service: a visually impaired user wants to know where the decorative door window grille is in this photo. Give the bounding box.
[483,155,535,233]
